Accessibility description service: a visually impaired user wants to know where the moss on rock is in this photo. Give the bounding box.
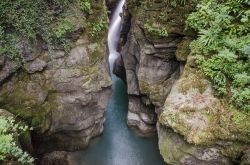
[178,55,209,94]
[0,72,54,133]
[159,53,250,162]
[176,38,192,62]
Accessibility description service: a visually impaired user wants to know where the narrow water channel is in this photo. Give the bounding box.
[72,0,166,164]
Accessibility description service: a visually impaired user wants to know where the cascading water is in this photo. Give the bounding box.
[72,1,166,164]
[108,0,125,71]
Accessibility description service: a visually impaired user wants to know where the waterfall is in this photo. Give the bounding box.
[108,0,125,69]
[71,1,166,164]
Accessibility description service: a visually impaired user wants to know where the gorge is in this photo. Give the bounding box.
[0,0,249,165]
[71,0,165,164]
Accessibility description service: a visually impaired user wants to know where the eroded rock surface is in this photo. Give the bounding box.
[118,0,250,164]
[115,0,195,134]
[0,36,112,154]
[0,0,112,156]
[159,55,250,164]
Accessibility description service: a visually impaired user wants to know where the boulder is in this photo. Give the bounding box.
[159,55,250,164]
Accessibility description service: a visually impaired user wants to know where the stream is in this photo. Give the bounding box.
[72,0,166,164]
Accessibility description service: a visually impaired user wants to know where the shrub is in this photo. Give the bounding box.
[0,116,34,164]
[187,0,250,112]
[144,23,168,37]
[0,0,72,60]
[89,16,106,38]
[80,0,91,13]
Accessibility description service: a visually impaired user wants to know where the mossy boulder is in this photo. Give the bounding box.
[159,54,250,163]
[158,124,235,165]
[159,55,250,145]
[175,37,192,62]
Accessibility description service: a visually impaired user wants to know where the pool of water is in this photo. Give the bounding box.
[72,76,166,165]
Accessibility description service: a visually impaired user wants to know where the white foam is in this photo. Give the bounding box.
[108,0,125,70]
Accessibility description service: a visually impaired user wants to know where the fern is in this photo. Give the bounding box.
[187,0,250,112]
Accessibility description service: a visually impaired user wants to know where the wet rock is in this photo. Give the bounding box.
[106,0,118,11]
[113,55,126,83]
[127,96,157,134]
[121,33,140,96]
[120,2,131,47]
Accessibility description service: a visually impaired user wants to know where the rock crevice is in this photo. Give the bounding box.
[117,0,250,164]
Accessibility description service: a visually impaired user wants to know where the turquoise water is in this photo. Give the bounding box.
[72,0,166,163]
[72,76,166,165]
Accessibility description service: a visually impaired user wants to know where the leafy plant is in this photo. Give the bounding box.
[53,19,74,39]
[144,23,168,37]
[0,0,73,60]
[80,0,91,13]
[187,0,250,112]
[164,0,188,7]
[0,116,34,164]
[89,16,106,38]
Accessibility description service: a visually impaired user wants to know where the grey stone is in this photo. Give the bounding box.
[25,58,47,74]
[0,59,20,85]
[66,46,87,67]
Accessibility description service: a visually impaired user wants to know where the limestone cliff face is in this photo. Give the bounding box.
[117,0,250,164]
[0,0,112,156]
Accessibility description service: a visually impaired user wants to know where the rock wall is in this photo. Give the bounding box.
[117,0,250,164]
[159,55,250,164]
[116,0,195,134]
[0,0,112,158]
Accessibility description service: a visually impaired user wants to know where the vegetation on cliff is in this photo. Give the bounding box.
[0,0,107,61]
[0,0,109,164]
[0,116,33,164]
[186,0,250,112]
[0,0,74,60]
